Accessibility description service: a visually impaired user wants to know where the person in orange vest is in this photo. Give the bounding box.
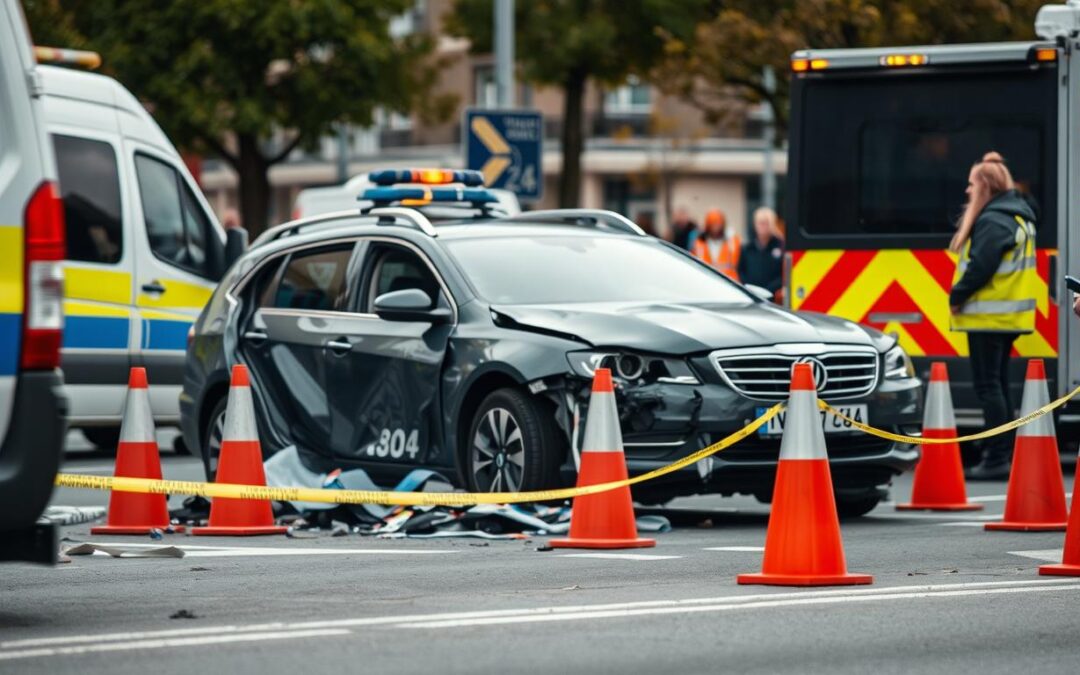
[692,209,741,281]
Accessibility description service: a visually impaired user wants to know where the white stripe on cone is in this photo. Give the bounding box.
[923,380,957,432]
[1017,374,1055,439]
[581,388,623,454]
[778,389,828,461]
[223,383,258,442]
[118,384,155,444]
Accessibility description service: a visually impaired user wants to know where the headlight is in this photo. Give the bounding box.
[883,344,915,379]
[565,351,700,385]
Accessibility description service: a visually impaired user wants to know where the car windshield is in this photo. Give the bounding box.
[444,234,753,305]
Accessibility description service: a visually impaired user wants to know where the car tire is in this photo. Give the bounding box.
[835,493,882,519]
[201,396,228,482]
[172,435,192,455]
[82,426,121,452]
[465,388,560,493]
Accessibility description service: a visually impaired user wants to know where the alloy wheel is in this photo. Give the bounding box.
[471,407,525,492]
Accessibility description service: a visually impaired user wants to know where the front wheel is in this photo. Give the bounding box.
[465,388,561,493]
[200,397,227,481]
[835,493,883,519]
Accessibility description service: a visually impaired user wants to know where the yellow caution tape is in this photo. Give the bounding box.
[55,404,783,507]
[819,383,1080,445]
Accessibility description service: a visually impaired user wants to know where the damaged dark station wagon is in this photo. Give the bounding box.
[181,170,922,517]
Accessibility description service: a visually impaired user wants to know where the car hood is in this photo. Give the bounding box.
[490,301,879,355]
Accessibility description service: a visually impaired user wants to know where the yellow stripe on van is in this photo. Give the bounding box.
[64,267,132,306]
[0,226,23,314]
[136,279,213,310]
[63,300,130,318]
[139,308,196,322]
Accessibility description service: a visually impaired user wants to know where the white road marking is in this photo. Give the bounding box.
[7,578,1077,655]
[75,541,456,558]
[875,513,1002,522]
[937,522,990,527]
[703,546,764,552]
[0,629,350,662]
[559,553,682,561]
[400,582,1080,629]
[1008,549,1061,562]
[970,492,1071,503]
[59,465,116,474]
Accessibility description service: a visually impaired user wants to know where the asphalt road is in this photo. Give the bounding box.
[2,430,1078,674]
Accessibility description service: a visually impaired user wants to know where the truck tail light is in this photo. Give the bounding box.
[21,182,65,370]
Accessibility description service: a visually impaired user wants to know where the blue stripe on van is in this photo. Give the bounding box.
[63,315,130,350]
[0,313,20,376]
[142,318,191,351]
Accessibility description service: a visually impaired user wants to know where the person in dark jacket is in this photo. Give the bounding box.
[949,153,1039,480]
[738,207,784,298]
[669,206,698,251]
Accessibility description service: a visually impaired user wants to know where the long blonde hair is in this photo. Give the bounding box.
[949,152,1015,253]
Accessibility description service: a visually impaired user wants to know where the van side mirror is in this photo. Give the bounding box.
[374,288,452,323]
[225,228,248,267]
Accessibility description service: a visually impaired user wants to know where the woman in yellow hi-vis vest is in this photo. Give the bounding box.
[949,152,1039,480]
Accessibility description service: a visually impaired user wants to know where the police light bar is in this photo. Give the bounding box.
[360,186,498,207]
[369,169,485,187]
[34,46,102,70]
[880,53,929,67]
[791,58,829,72]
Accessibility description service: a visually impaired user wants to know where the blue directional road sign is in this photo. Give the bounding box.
[464,108,543,201]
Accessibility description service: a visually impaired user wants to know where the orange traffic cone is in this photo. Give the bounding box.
[985,359,1067,532]
[92,368,181,534]
[550,368,655,549]
[897,363,982,511]
[738,363,872,586]
[1040,488,1080,576]
[192,365,286,536]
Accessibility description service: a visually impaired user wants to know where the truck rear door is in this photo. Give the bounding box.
[787,46,1060,414]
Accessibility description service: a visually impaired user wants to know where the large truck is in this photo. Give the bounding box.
[785,1,1080,441]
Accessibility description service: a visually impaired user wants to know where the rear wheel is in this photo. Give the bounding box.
[82,426,121,452]
[465,388,560,493]
[200,397,227,481]
[835,493,883,518]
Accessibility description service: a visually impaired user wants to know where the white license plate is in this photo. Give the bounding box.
[757,404,868,436]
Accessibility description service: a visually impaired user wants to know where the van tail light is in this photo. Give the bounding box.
[21,182,65,370]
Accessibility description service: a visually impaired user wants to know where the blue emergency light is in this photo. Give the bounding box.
[360,186,498,207]
[368,169,486,187]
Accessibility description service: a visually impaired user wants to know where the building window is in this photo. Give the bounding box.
[604,76,652,115]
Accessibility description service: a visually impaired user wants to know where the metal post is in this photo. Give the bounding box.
[335,124,349,183]
[762,65,777,213]
[495,0,515,108]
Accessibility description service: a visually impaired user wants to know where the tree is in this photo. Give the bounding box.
[24,0,455,235]
[447,0,708,208]
[656,0,1047,140]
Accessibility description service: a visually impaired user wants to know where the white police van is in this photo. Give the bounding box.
[0,0,66,562]
[38,54,228,450]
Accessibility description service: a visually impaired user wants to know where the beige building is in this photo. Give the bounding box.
[199,0,786,241]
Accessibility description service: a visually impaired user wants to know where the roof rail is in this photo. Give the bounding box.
[506,209,647,236]
[249,207,438,249]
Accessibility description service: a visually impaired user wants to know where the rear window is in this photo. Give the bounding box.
[272,246,353,312]
[791,65,1057,247]
[53,135,123,264]
[444,235,752,305]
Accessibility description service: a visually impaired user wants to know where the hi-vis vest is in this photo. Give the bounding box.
[951,215,1038,333]
[693,234,742,281]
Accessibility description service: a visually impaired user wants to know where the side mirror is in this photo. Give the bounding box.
[745,284,774,302]
[374,288,452,323]
[225,228,248,267]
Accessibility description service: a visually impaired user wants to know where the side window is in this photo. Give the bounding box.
[134,153,216,278]
[273,246,353,312]
[366,245,440,311]
[53,135,123,264]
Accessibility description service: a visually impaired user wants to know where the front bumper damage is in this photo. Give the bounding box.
[548,372,922,503]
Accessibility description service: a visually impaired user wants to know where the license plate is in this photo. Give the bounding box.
[757,404,868,436]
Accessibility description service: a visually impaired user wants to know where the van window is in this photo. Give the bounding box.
[134,153,214,278]
[273,246,353,312]
[53,135,123,264]
[792,66,1057,248]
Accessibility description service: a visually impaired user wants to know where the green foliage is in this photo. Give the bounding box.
[655,0,1048,134]
[24,0,450,158]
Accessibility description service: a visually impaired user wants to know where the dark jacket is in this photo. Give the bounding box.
[949,190,1037,308]
[672,220,698,250]
[738,235,784,293]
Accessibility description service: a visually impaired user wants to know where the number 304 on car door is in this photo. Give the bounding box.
[361,428,420,460]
